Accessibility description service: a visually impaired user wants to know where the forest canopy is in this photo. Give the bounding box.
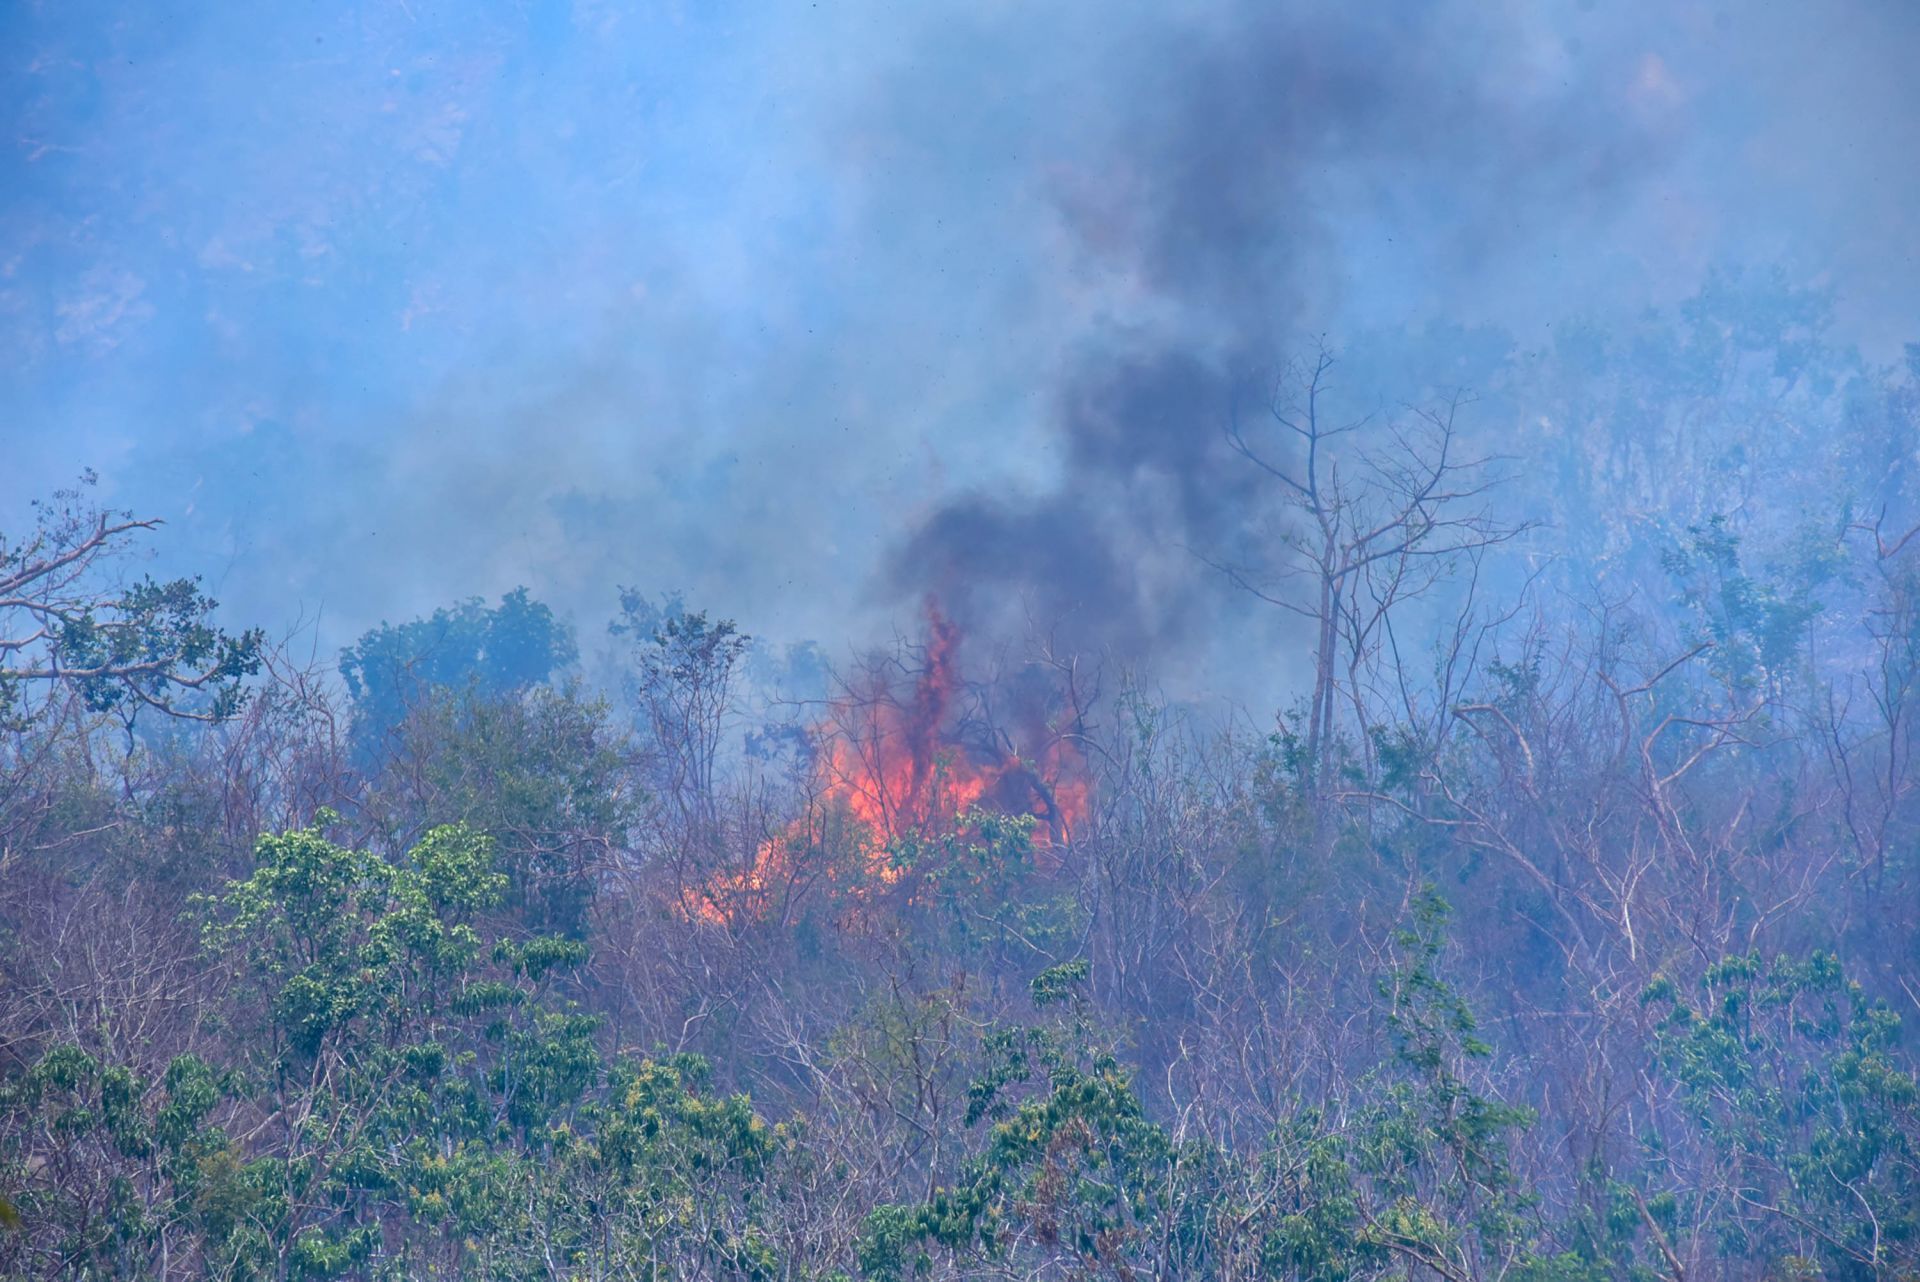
[3,281,1919,1280]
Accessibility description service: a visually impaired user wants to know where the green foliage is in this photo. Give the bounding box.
[1637,951,1920,1277]
[863,919,1547,1282]
[6,812,1920,1280]
[620,603,752,696]
[7,815,610,1278]
[544,1053,785,1277]
[57,576,264,720]
[1350,890,1539,1276]
[1,475,262,726]
[367,681,634,933]
[0,815,794,1278]
[0,1046,245,1277]
[886,807,1084,966]
[1663,515,1836,697]
[1030,959,1091,1007]
[860,1005,1176,1281]
[340,587,576,757]
[206,815,506,1061]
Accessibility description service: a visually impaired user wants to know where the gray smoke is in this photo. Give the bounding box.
[878,2,1662,669]
[8,0,1918,705]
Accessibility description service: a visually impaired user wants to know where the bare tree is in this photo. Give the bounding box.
[1211,349,1530,793]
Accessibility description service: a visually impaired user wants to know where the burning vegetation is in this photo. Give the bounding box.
[693,603,1092,925]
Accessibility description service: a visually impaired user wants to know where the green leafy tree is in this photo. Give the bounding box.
[857,959,1189,1280]
[200,817,596,1278]
[1348,889,1540,1281]
[534,1053,788,1278]
[0,474,261,727]
[0,1045,237,1278]
[339,588,576,762]
[366,682,635,935]
[1662,515,1837,700]
[1637,952,1920,1279]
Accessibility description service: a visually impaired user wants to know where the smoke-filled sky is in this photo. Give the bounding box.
[3,0,1917,698]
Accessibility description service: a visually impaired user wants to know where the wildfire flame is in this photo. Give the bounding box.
[693,603,1090,925]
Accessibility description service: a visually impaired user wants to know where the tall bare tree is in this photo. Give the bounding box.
[1213,349,1529,792]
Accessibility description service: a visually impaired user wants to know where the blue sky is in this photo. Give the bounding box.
[3,0,1917,679]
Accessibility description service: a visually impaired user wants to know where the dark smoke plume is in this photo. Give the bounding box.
[881,3,1663,669]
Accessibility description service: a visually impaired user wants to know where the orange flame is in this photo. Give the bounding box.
[693,603,1089,925]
